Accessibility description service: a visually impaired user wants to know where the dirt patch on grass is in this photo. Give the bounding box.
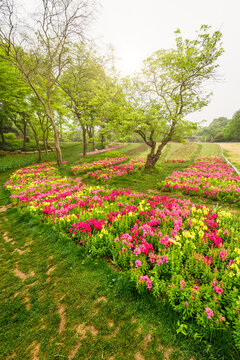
[14,248,26,254]
[0,204,12,212]
[3,232,14,244]
[105,324,120,338]
[47,265,56,275]
[135,352,144,360]
[143,330,152,349]
[14,268,27,280]
[58,305,65,334]
[95,296,107,303]
[32,342,40,360]
[69,324,98,359]
[163,347,173,360]
[108,320,114,327]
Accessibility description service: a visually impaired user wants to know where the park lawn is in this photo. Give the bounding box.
[0,141,239,360]
[221,142,240,171]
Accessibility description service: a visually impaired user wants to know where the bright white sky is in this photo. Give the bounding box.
[21,0,240,125]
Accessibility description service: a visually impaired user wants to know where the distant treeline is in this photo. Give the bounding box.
[198,110,240,142]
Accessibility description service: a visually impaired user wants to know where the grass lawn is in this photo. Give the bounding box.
[0,141,239,360]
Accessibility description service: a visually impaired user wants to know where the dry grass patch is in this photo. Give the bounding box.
[3,231,14,244]
[58,305,65,334]
[68,323,98,359]
[31,342,40,360]
[135,351,145,360]
[143,330,152,350]
[95,296,107,303]
[0,204,12,212]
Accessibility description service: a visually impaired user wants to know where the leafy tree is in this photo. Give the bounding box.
[0,0,95,165]
[60,46,123,155]
[0,53,31,145]
[224,110,240,141]
[121,25,224,169]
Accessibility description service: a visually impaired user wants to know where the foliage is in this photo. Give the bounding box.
[119,25,224,169]
[197,117,230,142]
[224,110,240,142]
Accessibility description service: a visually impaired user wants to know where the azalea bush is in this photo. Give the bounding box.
[71,157,128,175]
[159,156,240,205]
[4,162,240,347]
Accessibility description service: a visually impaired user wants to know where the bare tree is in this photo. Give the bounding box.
[0,0,96,166]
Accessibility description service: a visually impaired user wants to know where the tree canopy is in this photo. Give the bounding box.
[117,25,224,169]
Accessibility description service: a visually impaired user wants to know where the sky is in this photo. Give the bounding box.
[20,0,240,125]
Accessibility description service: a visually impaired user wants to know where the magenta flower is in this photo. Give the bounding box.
[205,307,214,319]
[220,249,228,262]
[135,260,142,268]
[180,280,186,290]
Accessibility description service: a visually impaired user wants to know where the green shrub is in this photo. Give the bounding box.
[4,132,17,141]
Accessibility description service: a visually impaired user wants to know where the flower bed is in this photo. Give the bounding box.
[71,157,128,175]
[5,163,240,346]
[165,159,187,163]
[160,156,240,205]
[85,158,145,181]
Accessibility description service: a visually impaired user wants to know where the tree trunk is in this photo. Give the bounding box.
[82,125,87,157]
[144,141,167,170]
[0,120,5,143]
[23,122,27,151]
[28,121,42,162]
[43,131,48,155]
[48,113,62,166]
[101,133,104,149]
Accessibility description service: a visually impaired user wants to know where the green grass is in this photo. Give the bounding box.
[0,143,83,172]
[0,141,239,359]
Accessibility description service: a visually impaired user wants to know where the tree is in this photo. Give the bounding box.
[224,110,240,141]
[0,0,95,166]
[60,46,123,156]
[121,25,224,169]
[0,53,31,144]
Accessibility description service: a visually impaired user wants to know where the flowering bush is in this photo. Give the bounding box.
[165,159,187,163]
[85,158,145,181]
[160,156,240,205]
[71,157,128,175]
[5,162,240,346]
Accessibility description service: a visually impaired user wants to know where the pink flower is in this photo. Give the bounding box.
[213,285,223,296]
[135,260,142,268]
[204,256,213,265]
[205,307,214,319]
[220,249,228,262]
[180,280,186,290]
[134,246,142,256]
[193,285,199,291]
[139,275,152,290]
[185,302,189,306]
[212,278,218,286]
